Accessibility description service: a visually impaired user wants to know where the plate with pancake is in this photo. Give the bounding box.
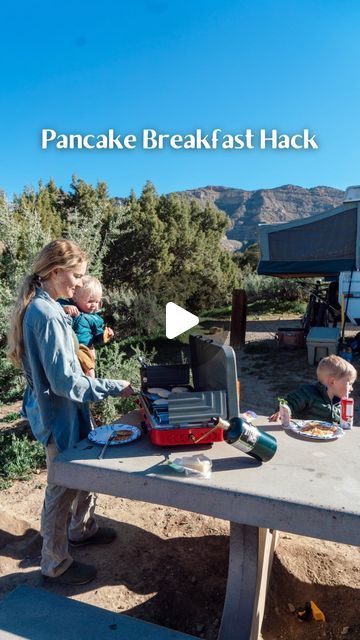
[288,420,344,441]
[88,423,142,445]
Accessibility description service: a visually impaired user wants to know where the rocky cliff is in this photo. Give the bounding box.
[175,184,345,250]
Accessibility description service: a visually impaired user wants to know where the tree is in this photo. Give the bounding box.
[0,193,51,291]
[103,184,238,313]
[63,177,121,279]
[13,181,63,238]
[233,243,260,271]
[103,182,170,290]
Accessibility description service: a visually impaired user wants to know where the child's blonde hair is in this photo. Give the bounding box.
[317,354,357,383]
[73,275,102,300]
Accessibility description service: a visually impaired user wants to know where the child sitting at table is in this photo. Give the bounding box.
[269,354,357,423]
[60,276,114,378]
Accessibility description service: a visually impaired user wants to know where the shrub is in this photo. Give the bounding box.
[92,341,155,424]
[2,412,21,423]
[0,432,46,488]
[0,357,24,403]
[103,287,164,338]
[240,267,306,304]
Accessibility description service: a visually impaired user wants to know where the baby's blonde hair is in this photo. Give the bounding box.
[317,354,357,383]
[73,275,102,300]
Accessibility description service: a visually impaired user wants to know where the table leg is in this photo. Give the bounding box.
[217,523,278,640]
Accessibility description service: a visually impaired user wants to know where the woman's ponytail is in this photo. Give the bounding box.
[7,275,39,366]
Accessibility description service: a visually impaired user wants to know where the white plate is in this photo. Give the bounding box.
[288,420,344,441]
[88,424,142,445]
[171,386,189,394]
[147,387,170,398]
[153,398,169,406]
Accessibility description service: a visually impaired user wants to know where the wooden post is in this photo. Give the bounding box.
[230,289,247,348]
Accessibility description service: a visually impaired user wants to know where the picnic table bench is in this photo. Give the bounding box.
[0,585,196,639]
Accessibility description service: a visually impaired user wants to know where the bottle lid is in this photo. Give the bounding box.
[214,417,230,430]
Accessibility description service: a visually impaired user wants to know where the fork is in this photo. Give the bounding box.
[97,432,116,460]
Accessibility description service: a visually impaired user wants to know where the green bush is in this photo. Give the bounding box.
[0,432,46,488]
[103,185,238,313]
[92,341,155,424]
[240,267,306,304]
[0,357,25,403]
[2,412,21,423]
[103,287,163,338]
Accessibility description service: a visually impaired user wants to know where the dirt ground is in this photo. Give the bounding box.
[0,318,360,639]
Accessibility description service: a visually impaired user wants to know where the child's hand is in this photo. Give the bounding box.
[268,411,281,422]
[63,305,80,317]
[103,327,114,343]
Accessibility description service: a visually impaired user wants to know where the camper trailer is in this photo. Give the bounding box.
[257,186,360,326]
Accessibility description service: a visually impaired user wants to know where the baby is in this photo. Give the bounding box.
[269,354,357,423]
[61,276,114,377]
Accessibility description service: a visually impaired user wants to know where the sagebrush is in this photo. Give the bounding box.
[0,432,46,489]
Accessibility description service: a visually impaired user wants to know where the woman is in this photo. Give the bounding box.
[8,239,133,585]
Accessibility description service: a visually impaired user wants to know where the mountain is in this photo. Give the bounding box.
[174,184,345,250]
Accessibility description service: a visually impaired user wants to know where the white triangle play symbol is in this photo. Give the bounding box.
[166,302,199,339]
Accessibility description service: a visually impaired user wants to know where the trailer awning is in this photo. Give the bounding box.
[257,202,360,277]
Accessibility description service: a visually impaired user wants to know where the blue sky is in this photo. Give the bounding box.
[1,0,359,198]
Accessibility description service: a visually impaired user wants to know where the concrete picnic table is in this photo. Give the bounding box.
[48,411,360,640]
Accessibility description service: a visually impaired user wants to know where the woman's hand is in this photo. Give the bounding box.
[118,381,136,397]
[268,411,280,422]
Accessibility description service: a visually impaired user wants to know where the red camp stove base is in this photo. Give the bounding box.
[138,334,240,447]
[149,423,224,447]
[139,401,224,447]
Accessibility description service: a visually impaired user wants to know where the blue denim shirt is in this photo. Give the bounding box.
[21,288,126,451]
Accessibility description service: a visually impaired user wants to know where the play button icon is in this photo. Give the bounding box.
[166,302,199,339]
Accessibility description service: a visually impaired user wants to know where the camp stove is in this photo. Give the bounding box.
[138,334,240,446]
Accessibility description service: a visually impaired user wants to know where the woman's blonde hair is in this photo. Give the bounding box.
[7,239,88,367]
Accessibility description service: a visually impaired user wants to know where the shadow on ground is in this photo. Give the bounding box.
[1,512,360,640]
[0,513,228,639]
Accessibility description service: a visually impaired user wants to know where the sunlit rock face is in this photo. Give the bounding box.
[173,185,344,249]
